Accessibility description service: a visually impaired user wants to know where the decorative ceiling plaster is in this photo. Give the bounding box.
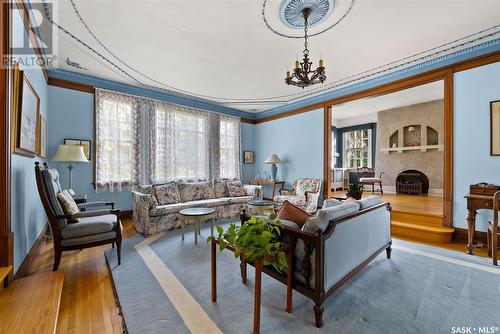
[37,0,500,113]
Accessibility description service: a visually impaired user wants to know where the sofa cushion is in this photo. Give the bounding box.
[302,202,360,233]
[150,203,194,216]
[227,181,246,197]
[61,214,117,239]
[153,182,180,205]
[277,200,312,227]
[356,195,383,210]
[57,190,80,215]
[322,199,342,208]
[178,181,215,202]
[219,196,253,205]
[61,231,116,247]
[213,179,230,197]
[137,184,154,195]
[279,219,301,231]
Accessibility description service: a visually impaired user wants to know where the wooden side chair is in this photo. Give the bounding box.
[34,162,123,271]
[357,167,384,194]
[487,190,500,266]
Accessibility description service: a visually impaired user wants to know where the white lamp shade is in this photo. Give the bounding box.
[52,144,89,163]
[264,153,282,165]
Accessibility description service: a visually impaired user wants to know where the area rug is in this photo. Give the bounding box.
[105,220,500,334]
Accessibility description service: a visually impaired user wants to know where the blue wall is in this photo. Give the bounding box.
[253,109,324,198]
[453,61,500,231]
[241,122,255,182]
[11,9,48,272]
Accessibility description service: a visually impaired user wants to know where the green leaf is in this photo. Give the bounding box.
[216,225,223,234]
[268,213,277,221]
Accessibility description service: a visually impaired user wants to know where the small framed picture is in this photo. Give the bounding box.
[64,138,91,160]
[244,151,254,164]
[491,100,500,156]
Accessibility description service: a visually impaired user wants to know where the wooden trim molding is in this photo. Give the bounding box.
[14,0,49,82]
[14,224,48,279]
[48,77,94,94]
[241,117,256,124]
[323,105,332,199]
[0,0,14,281]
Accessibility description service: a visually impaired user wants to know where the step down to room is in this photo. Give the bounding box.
[0,271,64,333]
[391,210,454,243]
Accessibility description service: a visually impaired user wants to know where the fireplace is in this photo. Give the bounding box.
[396,170,429,195]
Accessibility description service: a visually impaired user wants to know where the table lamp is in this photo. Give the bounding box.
[52,144,89,189]
[264,153,282,180]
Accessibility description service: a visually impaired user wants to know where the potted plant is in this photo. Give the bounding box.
[207,214,288,272]
[347,182,364,200]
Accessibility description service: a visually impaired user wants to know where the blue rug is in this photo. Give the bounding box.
[105,221,500,334]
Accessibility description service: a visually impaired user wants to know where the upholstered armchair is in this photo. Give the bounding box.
[274,177,322,213]
[34,162,123,271]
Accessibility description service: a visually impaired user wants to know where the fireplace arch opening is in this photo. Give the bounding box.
[396,170,429,195]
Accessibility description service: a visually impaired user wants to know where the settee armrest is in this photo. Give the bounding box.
[280,188,295,196]
[243,184,263,199]
[132,191,158,210]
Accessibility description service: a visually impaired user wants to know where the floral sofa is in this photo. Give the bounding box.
[132,180,262,236]
[274,177,322,214]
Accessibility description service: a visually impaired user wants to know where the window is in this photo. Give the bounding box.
[343,129,372,168]
[95,90,140,192]
[95,89,242,191]
[219,116,240,179]
[152,103,209,182]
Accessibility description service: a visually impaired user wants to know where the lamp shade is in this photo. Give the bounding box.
[52,144,89,163]
[264,153,282,165]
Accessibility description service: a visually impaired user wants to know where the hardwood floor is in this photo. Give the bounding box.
[24,213,488,333]
[28,220,135,334]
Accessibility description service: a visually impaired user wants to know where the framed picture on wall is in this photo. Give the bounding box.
[491,100,500,156]
[12,67,40,157]
[244,151,254,164]
[64,138,92,160]
[37,115,47,158]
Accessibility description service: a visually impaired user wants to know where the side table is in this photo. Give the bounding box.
[179,208,216,244]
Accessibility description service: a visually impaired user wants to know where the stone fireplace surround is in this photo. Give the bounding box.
[375,100,444,195]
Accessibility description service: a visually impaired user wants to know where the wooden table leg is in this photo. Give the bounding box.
[271,183,276,201]
[240,260,247,284]
[254,261,262,334]
[286,250,293,313]
[466,209,476,255]
[211,240,217,302]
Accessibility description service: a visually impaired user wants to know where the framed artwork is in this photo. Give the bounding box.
[64,138,91,160]
[244,151,254,164]
[37,115,47,158]
[12,68,40,157]
[491,100,500,156]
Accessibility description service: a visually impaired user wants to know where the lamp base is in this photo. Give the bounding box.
[271,164,278,180]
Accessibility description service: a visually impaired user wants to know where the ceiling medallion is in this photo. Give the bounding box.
[285,8,326,88]
[280,0,335,28]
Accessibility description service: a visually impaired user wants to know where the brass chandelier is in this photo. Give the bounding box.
[285,8,326,88]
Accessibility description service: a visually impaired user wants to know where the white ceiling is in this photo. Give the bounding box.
[332,80,444,123]
[39,0,500,112]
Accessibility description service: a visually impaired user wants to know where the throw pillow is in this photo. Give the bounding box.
[57,190,79,215]
[153,182,180,205]
[277,200,312,227]
[213,179,230,197]
[178,181,215,202]
[227,181,246,197]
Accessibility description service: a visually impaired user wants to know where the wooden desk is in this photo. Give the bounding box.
[211,239,293,334]
[248,180,285,200]
[465,193,498,255]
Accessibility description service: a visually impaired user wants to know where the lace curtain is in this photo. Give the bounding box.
[95,89,142,192]
[150,101,210,183]
[95,89,241,191]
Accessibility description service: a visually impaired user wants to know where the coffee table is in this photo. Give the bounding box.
[179,208,216,244]
[248,199,275,216]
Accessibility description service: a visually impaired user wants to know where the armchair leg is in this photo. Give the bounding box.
[379,182,383,195]
[386,246,392,259]
[53,248,62,271]
[116,240,122,266]
[487,229,492,258]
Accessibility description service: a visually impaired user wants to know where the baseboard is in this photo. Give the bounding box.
[120,210,133,219]
[453,227,491,244]
[14,224,49,279]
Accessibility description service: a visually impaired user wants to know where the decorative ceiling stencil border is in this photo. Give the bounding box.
[47,0,500,106]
